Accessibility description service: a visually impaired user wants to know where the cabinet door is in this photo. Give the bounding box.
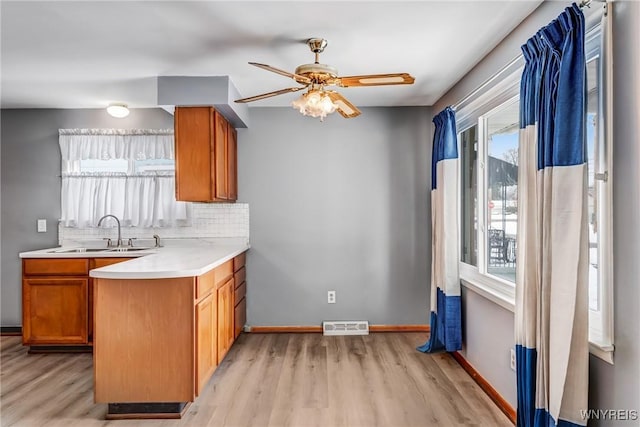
[216,277,234,363]
[195,293,217,396]
[214,110,229,200]
[175,107,215,201]
[23,277,88,344]
[228,126,238,201]
[234,297,246,339]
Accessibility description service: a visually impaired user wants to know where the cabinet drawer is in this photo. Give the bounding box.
[196,269,216,300]
[23,259,88,276]
[215,260,233,288]
[234,267,245,289]
[233,252,246,272]
[234,281,246,305]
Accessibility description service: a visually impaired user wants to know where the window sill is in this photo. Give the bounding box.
[589,341,614,364]
[459,264,515,313]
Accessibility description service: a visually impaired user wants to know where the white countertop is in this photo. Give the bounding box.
[20,239,249,280]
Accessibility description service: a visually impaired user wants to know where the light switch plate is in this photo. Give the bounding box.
[37,219,47,233]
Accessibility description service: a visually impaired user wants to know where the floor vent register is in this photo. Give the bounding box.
[322,320,369,336]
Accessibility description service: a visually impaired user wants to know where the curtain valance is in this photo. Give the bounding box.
[59,129,174,160]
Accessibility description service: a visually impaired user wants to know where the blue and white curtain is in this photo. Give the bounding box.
[516,4,589,427]
[418,107,461,353]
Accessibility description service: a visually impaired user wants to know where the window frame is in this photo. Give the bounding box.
[456,64,522,312]
[584,22,614,363]
[454,20,613,363]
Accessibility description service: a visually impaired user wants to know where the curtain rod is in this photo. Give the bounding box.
[579,0,606,9]
[452,0,604,112]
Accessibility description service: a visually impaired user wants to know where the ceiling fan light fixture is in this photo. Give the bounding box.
[291,89,337,121]
[106,103,130,118]
[236,37,413,119]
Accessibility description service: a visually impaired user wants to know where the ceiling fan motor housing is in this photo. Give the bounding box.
[294,63,338,84]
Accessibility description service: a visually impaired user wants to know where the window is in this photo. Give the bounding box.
[485,100,519,283]
[459,95,520,309]
[460,126,478,266]
[456,19,613,362]
[59,129,190,229]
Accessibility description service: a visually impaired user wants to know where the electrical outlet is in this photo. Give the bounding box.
[327,290,336,304]
[37,219,47,233]
[510,348,516,371]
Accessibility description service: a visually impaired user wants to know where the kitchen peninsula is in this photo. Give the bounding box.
[20,241,249,419]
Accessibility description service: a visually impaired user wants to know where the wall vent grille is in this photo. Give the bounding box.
[322,320,369,336]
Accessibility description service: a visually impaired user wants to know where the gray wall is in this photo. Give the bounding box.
[238,107,432,326]
[0,108,174,326]
[1,106,432,328]
[433,0,640,419]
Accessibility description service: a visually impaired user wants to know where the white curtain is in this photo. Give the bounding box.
[59,129,190,228]
[59,128,174,160]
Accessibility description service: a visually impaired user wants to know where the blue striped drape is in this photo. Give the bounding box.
[418,107,461,353]
[516,4,589,427]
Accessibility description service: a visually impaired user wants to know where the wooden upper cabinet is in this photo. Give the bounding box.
[228,126,238,201]
[214,110,229,200]
[174,106,237,203]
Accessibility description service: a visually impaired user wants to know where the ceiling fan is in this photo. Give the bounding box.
[235,38,415,120]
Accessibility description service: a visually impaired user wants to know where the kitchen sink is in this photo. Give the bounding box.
[49,248,111,253]
[48,247,153,254]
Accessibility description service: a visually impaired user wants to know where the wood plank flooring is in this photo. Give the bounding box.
[1,333,512,427]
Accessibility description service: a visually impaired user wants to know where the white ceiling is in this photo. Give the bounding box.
[0,1,541,110]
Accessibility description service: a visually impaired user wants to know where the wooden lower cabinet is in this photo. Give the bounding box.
[22,257,131,348]
[217,277,234,363]
[233,254,247,339]
[195,292,217,396]
[93,251,247,418]
[22,258,89,346]
[22,277,89,345]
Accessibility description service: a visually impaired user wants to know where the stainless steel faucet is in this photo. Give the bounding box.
[97,214,122,247]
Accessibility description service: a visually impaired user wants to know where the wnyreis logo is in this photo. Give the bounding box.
[580,409,639,421]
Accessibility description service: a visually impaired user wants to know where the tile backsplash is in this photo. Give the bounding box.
[59,203,249,245]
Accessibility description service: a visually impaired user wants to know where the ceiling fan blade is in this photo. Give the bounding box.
[337,73,415,87]
[249,62,312,84]
[235,86,307,103]
[327,91,361,118]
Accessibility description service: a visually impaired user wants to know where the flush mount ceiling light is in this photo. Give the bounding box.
[106,103,130,118]
[235,38,415,120]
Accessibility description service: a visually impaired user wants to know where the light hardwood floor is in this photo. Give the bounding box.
[1,333,512,427]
